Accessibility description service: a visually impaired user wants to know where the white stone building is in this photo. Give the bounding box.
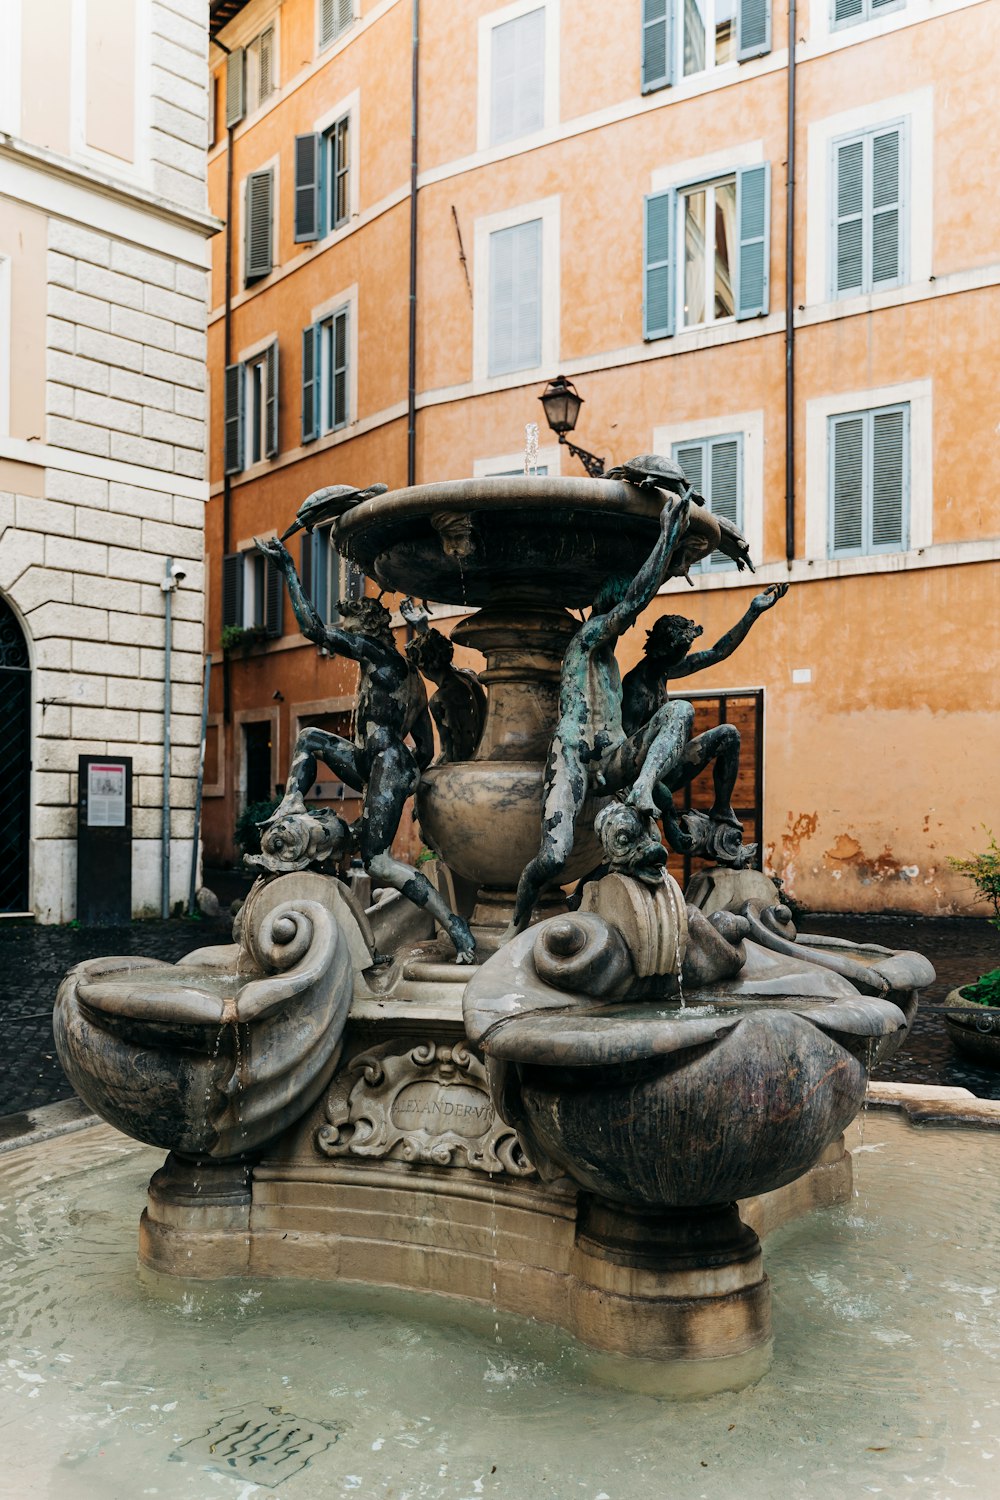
[0,0,218,921]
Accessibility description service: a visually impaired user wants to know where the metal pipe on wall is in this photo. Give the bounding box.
[785,0,797,563]
[406,0,420,487]
[161,557,177,919]
[188,653,213,916]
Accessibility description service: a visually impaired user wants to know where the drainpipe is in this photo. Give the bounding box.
[406,0,419,487]
[161,558,184,918]
[213,37,235,721]
[784,0,797,563]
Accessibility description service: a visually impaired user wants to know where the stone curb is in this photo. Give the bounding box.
[0,1097,98,1155]
[867,1080,1000,1129]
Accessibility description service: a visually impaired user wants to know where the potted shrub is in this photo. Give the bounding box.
[945,832,1000,1066]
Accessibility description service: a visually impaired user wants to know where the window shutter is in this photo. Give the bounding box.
[737,0,771,61]
[314,530,331,619]
[488,219,542,377]
[871,126,902,288]
[244,169,273,283]
[320,0,352,48]
[222,553,244,627]
[294,133,321,242]
[490,8,545,146]
[871,0,899,10]
[224,363,244,475]
[736,163,770,319]
[264,556,284,638]
[834,137,864,296]
[333,115,350,229]
[338,0,353,35]
[257,27,274,102]
[265,341,279,458]
[641,0,672,93]
[674,442,704,495]
[301,325,318,442]
[707,437,741,567]
[830,415,865,555]
[225,47,245,127]
[300,529,314,604]
[871,407,906,550]
[643,189,674,340]
[833,0,864,22]
[332,307,349,428]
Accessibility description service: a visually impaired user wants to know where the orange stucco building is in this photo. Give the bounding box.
[203,0,999,914]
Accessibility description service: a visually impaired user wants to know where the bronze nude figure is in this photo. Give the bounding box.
[400,597,487,764]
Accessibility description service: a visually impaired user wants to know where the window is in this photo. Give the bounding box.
[828,403,909,557]
[246,26,276,111]
[293,113,351,242]
[644,164,770,338]
[222,550,284,637]
[490,7,545,145]
[244,168,274,284]
[301,305,350,442]
[831,0,904,31]
[831,122,906,298]
[672,434,743,568]
[319,0,353,50]
[300,526,365,622]
[642,0,771,93]
[224,343,279,474]
[488,218,542,376]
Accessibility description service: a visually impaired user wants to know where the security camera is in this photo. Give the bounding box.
[173,567,187,583]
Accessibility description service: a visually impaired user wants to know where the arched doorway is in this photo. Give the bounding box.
[0,596,30,913]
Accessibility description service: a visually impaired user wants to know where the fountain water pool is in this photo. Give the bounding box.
[2,1109,999,1499]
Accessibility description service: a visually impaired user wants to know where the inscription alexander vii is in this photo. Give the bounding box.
[318,1041,534,1176]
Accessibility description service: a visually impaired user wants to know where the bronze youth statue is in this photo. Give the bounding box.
[253,536,476,962]
[400,598,487,764]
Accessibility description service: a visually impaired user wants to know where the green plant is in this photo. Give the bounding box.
[949,829,1000,930]
[235,797,281,856]
[222,624,269,653]
[959,969,1000,1007]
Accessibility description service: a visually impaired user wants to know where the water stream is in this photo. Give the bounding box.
[1,1115,998,1497]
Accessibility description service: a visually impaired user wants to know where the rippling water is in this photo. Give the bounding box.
[1,1117,998,1498]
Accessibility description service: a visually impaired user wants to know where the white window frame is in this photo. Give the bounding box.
[675,171,739,332]
[243,549,269,629]
[827,117,908,300]
[677,0,740,82]
[653,411,764,569]
[477,0,560,153]
[243,353,269,469]
[239,152,280,288]
[0,256,10,439]
[473,195,560,385]
[315,89,360,240]
[826,402,910,558]
[311,285,358,436]
[473,445,562,478]
[246,22,279,115]
[829,0,905,33]
[69,0,151,182]
[804,379,931,561]
[805,87,931,309]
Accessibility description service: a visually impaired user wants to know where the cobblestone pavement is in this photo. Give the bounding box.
[0,910,997,1120]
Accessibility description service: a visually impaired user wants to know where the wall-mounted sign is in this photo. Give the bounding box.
[86,762,127,827]
[77,755,133,925]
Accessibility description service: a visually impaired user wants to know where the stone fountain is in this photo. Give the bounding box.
[55,473,934,1394]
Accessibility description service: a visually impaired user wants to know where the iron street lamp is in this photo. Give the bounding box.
[538,376,606,478]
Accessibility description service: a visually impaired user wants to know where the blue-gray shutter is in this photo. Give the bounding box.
[225,47,245,127]
[834,137,865,295]
[222,553,244,627]
[224,362,244,475]
[332,115,350,230]
[833,0,864,23]
[643,189,674,340]
[736,163,770,319]
[829,414,865,555]
[244,169,273,282]
[641,0,672,93]
[871,126,902,288]
[264,341,279,458]
[293,133,321,242]
[301,325,318,442]
[264,555,284,637]
[737,0,771,60]
[707,436,741,567]
[300,529,314,603]
[488,219,542,376]
[490,8,545,146]
[313,529,330,618]
[871,406,906,550]
[321,0,353,48]
[674,442,704,495]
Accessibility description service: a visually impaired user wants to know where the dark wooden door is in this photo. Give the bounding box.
[665,688,764,890]
[0,600,31,913]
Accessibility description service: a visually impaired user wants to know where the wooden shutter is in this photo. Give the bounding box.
[870,406,906,550]
[833,0,865,22]
[265,342,279,458]
[707,436,741,567]
[736,163,770,319]
[834,136,865,296]
[737,0,771,60]
[224,362,244,475]
[829,414,865,554]
[225,47,245,127]
[643,189,674,340]
[674,442,704,495]
[301,324,318,442]
[490,8,545,145]
[871,126,902,288]
[488,219,542,376]
[641,0,671,93]
[244,169,273,283]
[320,0,353,48]
[264,556,284,637]
[332,307,349,428]
[222,553,244,627]
[294,133,321,242]
[257,26,274,103]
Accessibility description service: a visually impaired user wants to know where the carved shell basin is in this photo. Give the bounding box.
[53,877,355,1160]
[464,916,912,1210]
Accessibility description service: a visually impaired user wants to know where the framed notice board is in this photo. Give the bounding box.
[77,754,133,925]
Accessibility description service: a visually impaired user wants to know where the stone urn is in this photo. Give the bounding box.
[944,988,1000,1068]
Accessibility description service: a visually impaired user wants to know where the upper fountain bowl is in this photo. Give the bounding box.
[336,477,721,608]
